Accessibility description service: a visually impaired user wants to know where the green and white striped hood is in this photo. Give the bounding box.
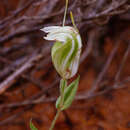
[41,26,82,79]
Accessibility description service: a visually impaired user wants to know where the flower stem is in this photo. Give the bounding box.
[62,0,68,26]
[60,79,67,107]
[49,109,61,130]
[49,79,67,130]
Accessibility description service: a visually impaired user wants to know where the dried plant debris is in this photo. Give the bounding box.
[0,0,130,130]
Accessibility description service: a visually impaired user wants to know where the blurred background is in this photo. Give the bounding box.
[0,0,130,130]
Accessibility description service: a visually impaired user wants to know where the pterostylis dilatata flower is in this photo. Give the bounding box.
[30,0,82,130]
[41,4,82,80]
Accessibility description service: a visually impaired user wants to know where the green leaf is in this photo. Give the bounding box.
[30,120,38,130]
[61,76,80,110]
[56,96,61,109]
[56,76,80,110]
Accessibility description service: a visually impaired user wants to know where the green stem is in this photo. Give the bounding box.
[60,79,67,108]
[49,109,61,130]
[62,0,68,26]
[49,79,67,130]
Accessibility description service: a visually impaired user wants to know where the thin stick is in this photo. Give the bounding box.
[62,0,69,26]
[115,43,130,82]
[84,41,120,97]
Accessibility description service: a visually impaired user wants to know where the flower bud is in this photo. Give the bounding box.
[40,26,82,79]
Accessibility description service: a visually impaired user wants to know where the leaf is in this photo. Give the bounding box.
[61,76,80,110]
[30,120,38,130]
[56,96,61,109]
[56,76,80,110]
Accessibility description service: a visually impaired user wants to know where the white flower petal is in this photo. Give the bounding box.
[44,33,67,42]
[40,26,61,33]
[40,26,77,34]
